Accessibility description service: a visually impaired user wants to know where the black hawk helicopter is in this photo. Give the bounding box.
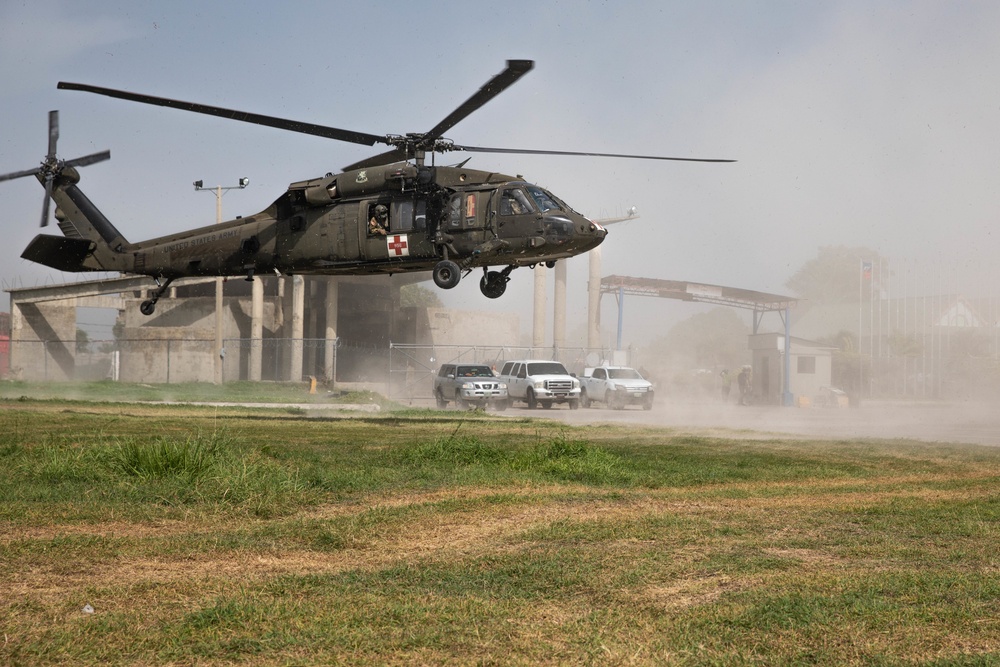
[1,60,732,315]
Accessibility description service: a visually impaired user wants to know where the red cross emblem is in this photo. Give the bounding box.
[387,234,409,257]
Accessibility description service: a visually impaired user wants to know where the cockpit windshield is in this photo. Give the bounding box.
[525,185,563,213]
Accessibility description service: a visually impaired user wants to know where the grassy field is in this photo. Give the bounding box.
[2,391,1000,665]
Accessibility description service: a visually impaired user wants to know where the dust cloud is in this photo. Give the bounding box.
[544,398,1000,447]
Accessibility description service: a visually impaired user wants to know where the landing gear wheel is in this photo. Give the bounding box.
[138,277,174,316]
[433,260,461,289]
[479,270,508,299]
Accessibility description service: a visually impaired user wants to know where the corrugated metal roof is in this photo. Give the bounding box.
[600,275,797,311]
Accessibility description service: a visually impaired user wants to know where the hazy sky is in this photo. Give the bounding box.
[3,1,998,346]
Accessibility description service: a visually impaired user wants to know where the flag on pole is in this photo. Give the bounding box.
[862,261,873,280]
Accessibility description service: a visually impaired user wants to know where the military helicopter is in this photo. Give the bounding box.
[1,60,732,315]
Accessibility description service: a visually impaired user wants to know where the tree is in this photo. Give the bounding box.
[785,245,880,305]
[645,307,750,372]
[76,328,90,353]
[399,284,443,309]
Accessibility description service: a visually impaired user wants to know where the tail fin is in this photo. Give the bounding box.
[21,234,105,272]
[22,171,132,273]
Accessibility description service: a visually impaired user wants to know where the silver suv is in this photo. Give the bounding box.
[497,359,581,409]
[433,363,508,410]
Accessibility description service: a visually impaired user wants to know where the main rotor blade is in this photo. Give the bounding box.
[0,166,42,183]
[452,144,736,163]
[41,177,53,227]
[47,110,59,159]
[58,82,386,148]
[65,150,111,169]
[422,60,533,142]
[342,147,409,172]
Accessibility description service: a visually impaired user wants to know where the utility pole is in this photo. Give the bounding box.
[194,177,249,384]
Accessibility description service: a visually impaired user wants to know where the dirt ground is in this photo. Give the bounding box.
[507,397,1000,446]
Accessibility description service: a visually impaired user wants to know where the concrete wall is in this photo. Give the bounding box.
[120,296,221,383]
[421,308,519,347]
[10,301,78,381]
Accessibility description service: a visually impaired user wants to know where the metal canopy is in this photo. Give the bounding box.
[600,275,796,311]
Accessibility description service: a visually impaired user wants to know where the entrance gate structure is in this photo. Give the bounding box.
[600,275,798,405]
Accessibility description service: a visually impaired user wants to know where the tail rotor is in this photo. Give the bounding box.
[0,110,110,226]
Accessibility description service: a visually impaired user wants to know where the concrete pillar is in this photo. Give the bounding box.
[305,279,318,373]
[290,274,305,381]
[324,277,339,384]
[553,261,566,360]
[214,276,223,384]
[588,247,602,350]
[532,264,547,351]
[249,276,264,381]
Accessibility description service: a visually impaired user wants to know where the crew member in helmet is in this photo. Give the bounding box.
[369,204,388,236]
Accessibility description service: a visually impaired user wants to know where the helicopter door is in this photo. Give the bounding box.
[497,187,537,237]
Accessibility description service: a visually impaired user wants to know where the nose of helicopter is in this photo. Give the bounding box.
[575,217,607,252]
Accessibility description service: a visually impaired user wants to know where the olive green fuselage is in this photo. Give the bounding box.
[28,162,606,283]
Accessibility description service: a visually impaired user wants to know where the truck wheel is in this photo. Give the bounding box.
[455,390,467,409]
[642,397,653,411]
[542,401,553,409]
[526,388,537,409]
[580,390,591,408]
[569,399,580,410]
[495,399,509,411]
[435,390,447,409]
[606,390,623,410]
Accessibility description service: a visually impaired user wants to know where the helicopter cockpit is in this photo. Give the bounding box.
[524,185,562,212]
[500,188,533,215]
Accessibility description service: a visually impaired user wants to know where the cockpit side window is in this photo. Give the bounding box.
[447,196,462,228]
[525,185,562,213]
[499,188,535,216]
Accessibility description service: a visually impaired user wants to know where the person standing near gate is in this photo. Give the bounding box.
[737,365,753,405]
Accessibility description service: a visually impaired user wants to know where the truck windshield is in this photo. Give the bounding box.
[608,368,643,380]
[458,366,495,377]
[527,362,568,375]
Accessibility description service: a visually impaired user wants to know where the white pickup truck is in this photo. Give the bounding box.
[580,366,654,410]
[497,359,580,409]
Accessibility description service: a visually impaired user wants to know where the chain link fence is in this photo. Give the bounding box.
[6,338,340,384]
[7,337,631,391]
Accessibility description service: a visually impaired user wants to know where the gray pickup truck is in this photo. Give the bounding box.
[433,363,508,409]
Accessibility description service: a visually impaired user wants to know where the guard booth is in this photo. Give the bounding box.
[749,333,838,406]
